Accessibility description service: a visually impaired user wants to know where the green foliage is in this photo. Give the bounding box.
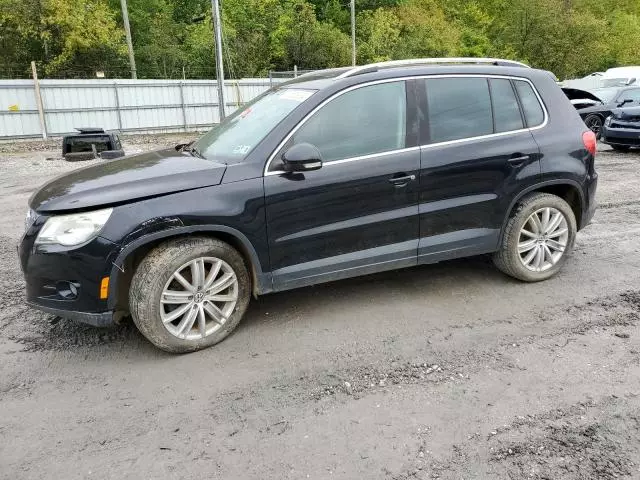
[270,0,351,69]
[356,8,401,63]
[394,0,459,58]
[2,0,640,80]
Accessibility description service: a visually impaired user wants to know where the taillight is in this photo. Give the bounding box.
[582,130,597,156]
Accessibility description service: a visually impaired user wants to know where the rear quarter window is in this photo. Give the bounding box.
[514,80,545,127]
[489,79,524,133]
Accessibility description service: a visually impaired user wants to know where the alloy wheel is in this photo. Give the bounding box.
[160,257,238,340]
[517,207,569,272]
[586,117,602,137]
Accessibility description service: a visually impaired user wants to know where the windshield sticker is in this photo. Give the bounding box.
[279,90,314,102]
[232,145,252,155]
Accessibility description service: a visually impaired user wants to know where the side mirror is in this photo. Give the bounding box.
[281,143,323,172]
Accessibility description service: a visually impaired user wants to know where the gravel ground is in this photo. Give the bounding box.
[1,136,639,480]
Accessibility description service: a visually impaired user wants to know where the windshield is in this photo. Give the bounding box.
[192,88,315,163]
[589,87,619,103]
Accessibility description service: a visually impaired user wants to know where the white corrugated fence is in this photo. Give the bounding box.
[0,78,276,139]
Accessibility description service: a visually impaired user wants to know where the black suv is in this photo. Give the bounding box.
[19,58,598,353]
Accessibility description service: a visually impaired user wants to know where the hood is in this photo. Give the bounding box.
[561,87,603,104]
[30,147,227,213]
[611,106,640,121]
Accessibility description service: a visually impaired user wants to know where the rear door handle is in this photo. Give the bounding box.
[508,154,530,166]
[389,174,416,186]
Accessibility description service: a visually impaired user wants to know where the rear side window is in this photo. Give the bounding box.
[425,77,492,143]
[489,79,524,133]
[514,80,545,127]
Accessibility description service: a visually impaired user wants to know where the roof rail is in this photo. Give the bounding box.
[335,58,530,79]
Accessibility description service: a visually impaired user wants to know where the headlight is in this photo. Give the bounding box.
[35,208,113,246]
[604,115,612,126]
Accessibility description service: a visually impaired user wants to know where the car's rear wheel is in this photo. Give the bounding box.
[584,114,603,140]
[129,237,251,353]
[493,193,577,282]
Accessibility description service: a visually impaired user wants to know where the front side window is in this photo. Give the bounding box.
[490,78,524,133]
[514,80,545,127]
[193,88,315,163]
[425,77,493,143]
[285,81,407,163]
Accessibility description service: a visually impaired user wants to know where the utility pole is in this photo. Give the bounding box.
[211,0,226,120]
[120,0,137,79]
[350,0,356,66]
[31,61,47,139]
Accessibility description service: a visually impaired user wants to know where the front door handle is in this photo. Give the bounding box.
[389,174,416,186]
[508,154,530,166]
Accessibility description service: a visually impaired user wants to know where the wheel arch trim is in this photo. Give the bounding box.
[108,225,272,309]
[500,179,585,240]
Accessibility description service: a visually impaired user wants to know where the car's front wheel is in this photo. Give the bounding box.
[493,193,577,282]
[129,237,251,353]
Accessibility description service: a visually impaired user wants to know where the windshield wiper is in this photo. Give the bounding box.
[189,146,205,159]
[179,141,205,159]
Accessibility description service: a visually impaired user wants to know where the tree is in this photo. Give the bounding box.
[3,0,640,80]
[41,0,127,76]
[271,0,351,70]
[393,0,460,58]
[356,8,401,63]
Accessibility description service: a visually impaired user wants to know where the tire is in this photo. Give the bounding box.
[611,144,631,152]
[129,236,251,353]
[493,193,577,282]
[584,114,603,140]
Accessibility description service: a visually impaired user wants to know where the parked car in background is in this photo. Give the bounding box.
[63,128,125,161]
[20,58,598,353]
[602,106,640,150]
[601,66,640,87]
[562,85,640,138]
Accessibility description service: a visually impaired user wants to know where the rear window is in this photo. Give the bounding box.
[514,80,545,127]
[489,79,524,133]
[425,77,493,143]
[65,135,112,153]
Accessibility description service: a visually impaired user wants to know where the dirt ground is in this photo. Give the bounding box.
[1,135,639,480]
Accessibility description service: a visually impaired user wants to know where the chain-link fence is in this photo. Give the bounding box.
[268,69,315,87]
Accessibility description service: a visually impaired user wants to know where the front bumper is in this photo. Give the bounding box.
[601,125,640,147]
[19,217,120,326]
[27,303,115,327]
